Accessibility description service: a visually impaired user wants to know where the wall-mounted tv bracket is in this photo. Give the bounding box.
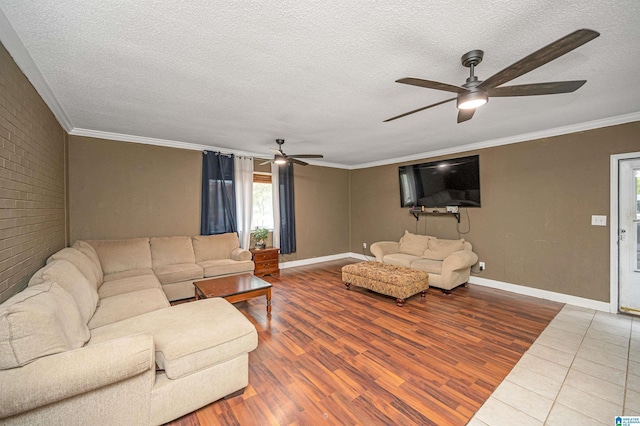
[409,208,461,223]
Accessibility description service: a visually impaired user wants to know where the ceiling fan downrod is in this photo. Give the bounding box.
[461,50,484,88]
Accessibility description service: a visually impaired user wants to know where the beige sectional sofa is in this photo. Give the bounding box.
[370,230,478,292]
[85,233,255,302]
[0,233,258,425]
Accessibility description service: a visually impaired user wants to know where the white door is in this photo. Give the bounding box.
[619,158,640,315]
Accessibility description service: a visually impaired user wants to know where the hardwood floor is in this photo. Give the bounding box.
[167,258,563,426]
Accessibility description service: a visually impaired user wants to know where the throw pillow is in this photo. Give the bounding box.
[0,282,90,369]
[72,240,104,283]
[398,230,432,256]
[422,238,465,261]
[48,247,102,290]
[29,259,99,324]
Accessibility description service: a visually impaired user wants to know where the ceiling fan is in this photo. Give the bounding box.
[384,29,600,124]
[263,139,324,166]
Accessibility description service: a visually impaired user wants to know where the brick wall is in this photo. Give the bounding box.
[0,42,66,302]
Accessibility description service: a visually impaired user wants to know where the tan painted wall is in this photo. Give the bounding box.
[351,122,640,302]
[281,164,351,262]
[0,43,67,302]
[68,136,201,241]
[68,138,350,260]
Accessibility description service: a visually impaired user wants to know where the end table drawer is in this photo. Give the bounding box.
[253,251,278,262]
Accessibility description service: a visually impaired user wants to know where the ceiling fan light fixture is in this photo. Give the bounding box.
[457,91,488,110]
[274,155,287,164]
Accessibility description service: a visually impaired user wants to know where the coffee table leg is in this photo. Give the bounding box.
[266,288,272,314]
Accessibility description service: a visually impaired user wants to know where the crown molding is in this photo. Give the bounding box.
[69,127,349,168]
[72,111,640,170]
[69,128,261,156]
[0,7,73,132]
[351,111,640,169]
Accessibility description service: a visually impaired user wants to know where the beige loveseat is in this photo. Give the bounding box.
[0,233,258,425]
[370,230,478,292]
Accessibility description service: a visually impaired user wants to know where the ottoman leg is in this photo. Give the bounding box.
[396,298,405,307]
[345,282,351,290]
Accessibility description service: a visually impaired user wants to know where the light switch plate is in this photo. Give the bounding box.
[591,215,607,226]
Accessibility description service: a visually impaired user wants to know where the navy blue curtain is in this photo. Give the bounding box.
[201,152,237,235]
[278,163,296,254]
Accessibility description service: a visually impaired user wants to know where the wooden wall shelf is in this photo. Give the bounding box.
[409,208,461,223]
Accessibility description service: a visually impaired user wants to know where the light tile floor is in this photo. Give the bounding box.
[468,304,640,425]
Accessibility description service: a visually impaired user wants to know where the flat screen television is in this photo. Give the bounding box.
[399,155,481,208]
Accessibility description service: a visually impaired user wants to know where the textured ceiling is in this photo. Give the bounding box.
[1,1,639,168]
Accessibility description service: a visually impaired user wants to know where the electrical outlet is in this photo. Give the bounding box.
[479,261,485,271]
[362,242,367,249]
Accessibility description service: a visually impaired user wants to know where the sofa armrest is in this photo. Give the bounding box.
[231,247,252,261]
[0,333,155,418]
[369,241,400,262]
[442,250,479,272]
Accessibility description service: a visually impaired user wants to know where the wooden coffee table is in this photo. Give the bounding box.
[194,273,273,313]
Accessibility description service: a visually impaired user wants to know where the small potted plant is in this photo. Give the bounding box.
[252,227,269,249]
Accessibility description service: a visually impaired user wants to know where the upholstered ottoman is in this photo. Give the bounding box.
[341,261,429,306]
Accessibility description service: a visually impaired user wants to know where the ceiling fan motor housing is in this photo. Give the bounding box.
[457,50,488,109]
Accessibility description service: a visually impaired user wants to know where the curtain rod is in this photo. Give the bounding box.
[202,151,255,160]
[202,150,232,157]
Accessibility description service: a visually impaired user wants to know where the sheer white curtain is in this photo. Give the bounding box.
[270,162,280,249]
[234,156,254,249]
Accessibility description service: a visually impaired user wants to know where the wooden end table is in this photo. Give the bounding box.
[194,273,273,313]
[249,247,280,277]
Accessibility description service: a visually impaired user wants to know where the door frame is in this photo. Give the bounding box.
[610,151,640,314]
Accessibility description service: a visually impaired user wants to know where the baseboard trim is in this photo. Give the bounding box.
[281,253,611,312]
[469,276,611,312]
[279,252,367,269]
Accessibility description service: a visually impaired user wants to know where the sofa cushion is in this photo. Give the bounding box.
[71,240,104,283]
[88,288,169,330]
[382,253,421,268]
[410,259,443,275]
[398,231,433,256]
[103,268,156,282]
[87,238,152,275]
[198,259,254,278]
[47,248,102,290]
[28,260,99,324]
[98,274,162,298]
[161,280,199,302]
[151,236,196,267]
[423,238,466,261]
[192,233,239,263]
[89,298,258,380]
[0,282,89,369]
[153,264,203,285]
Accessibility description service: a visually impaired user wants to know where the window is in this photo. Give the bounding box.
[252,173,274,230]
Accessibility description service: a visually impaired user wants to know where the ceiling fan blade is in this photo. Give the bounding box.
[270,148,284,155]
[457,108,475,123]
[396,78,468,94]
[478,29,600,91]
[487,80,586,97]
[289,158,309,166]
[384,97,456,122]
[287,154,324,159]
[259,160,272,166]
